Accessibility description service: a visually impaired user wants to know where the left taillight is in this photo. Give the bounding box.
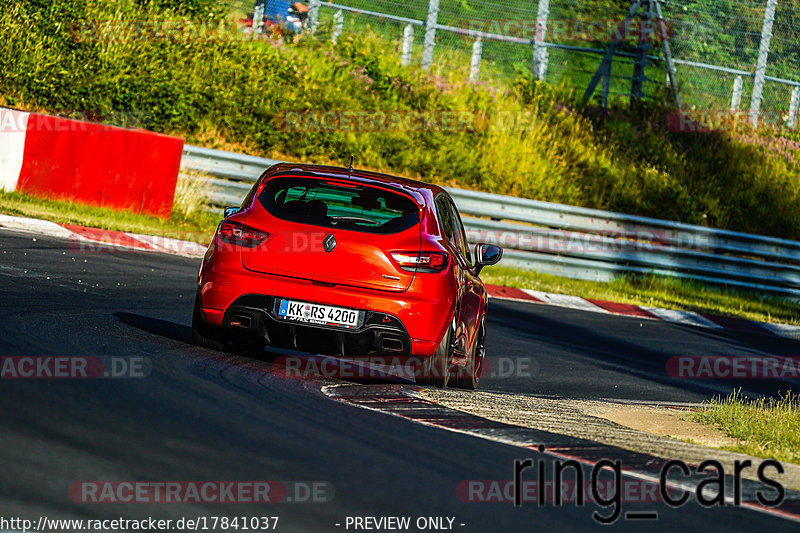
[217,220,269,248]
[391,251,449,272]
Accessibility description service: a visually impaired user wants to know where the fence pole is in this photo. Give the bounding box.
[750,0,778,128]
[653,0,681,109]
[631,1,655,101]
[401,24,414,66]
[789,87,800,129]
[583,1,642,105]
[332,10,343,44]
[731,76,743,111]
[422,0,439,70]
[601,60,612,108]
[469,38,482,81]
[252,1,264,34]
[532,0,550,80]
[308,0,320,34]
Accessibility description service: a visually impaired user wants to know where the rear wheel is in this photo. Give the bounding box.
[450,318,485,390]
[193,292,264,355]
[192,291,226,351]
[416,322,453,388]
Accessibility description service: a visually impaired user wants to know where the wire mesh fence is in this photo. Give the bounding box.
[238,0,800,129]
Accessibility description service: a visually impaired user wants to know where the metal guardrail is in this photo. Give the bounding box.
[181,144,800,298]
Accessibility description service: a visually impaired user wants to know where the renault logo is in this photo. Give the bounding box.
[323,234,336,252]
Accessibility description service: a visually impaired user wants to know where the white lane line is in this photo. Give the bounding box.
[0,214,74,239]
[761,322,800,340]
[0,214,206,258]
[130,233,207,256]
[521,289,611,314]
[641,307,723,329]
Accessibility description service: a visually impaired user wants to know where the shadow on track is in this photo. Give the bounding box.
[112,312,404,386]
[114,312,192,344]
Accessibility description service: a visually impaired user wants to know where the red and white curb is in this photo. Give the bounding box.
[324,384,800,524]
[486,285,800,341]
[0,214,207,257]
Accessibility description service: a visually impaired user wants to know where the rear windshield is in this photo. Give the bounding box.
[258,177,420,234]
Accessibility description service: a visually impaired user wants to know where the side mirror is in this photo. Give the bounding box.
[474,243,502,275]
[223,206,239,218]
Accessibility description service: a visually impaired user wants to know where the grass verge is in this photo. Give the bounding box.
[691,390,800,465]
[482,265,800,325]
[0,173,219,243]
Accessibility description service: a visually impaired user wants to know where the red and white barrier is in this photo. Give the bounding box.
[0,107,183,219]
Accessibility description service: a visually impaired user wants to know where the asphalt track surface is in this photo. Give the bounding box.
[1,229,798,532]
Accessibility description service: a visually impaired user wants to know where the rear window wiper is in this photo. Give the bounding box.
[329,216,381,225]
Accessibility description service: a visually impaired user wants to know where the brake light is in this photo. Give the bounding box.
[322,180,360,188]
[391,251,449,272]
[217,221,269,247]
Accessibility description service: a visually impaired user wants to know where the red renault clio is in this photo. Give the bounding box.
[192,163,502,388]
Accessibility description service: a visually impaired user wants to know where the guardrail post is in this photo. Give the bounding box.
[401,24,414,66]
[531,48,549,81]
[422,0,439,70]
[469,38,482,81]
[750,0,778,128]
[308,0,320,34]
[731,75,743,112]
[789,87,800,129]
[332,10,343,44]
[531,0,550,80]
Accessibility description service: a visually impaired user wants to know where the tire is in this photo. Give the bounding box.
[450,318,485,390]
[416,322,453,388]
[192,291,226,351]
[192,291,264,355]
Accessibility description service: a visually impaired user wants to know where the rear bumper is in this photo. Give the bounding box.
[223,294,418,357]
[198,259,451,357]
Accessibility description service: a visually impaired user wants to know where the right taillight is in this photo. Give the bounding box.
[391,251,449,272]
[217,220,269,248]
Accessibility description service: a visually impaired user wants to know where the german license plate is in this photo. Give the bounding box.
[277,299,362,329]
